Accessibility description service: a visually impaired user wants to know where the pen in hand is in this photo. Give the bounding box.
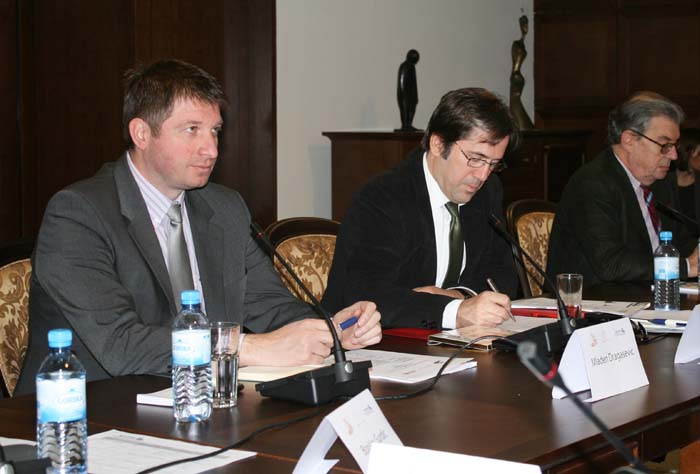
[486,278,516,322]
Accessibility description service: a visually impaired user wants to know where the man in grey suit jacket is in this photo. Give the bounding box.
[15,59,381,395]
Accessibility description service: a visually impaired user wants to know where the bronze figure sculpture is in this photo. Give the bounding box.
[396,49,420,132]
[510,15,534,130]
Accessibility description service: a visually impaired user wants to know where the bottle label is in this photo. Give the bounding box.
[654,257,679,280]
[172,329,211,366]
[36,378,86,423]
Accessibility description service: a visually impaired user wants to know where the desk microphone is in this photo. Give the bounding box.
[250,222,371,405]
[517,341,648,473]
[488,214,574,353]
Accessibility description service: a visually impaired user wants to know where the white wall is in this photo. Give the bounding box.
[277,0,534,218]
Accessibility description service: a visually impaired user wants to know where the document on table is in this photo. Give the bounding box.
[631,309,693,334]
[512,298,649,317]
[428,316,553,350]
[342,349,476,383]
[87,430,255,474]
[235,349,475,385]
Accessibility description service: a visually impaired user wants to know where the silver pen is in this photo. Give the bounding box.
[486,278,516,322]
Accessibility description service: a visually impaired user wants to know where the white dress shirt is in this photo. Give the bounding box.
[127,152,205,310]
[422,154,465,329]
[614,153,660,251]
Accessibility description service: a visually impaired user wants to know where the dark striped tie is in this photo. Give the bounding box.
[641,186,660,234]
[442,202,463,288]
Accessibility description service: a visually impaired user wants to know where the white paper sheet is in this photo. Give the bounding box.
[233,349,476,385]
[87,429,255,474]
[675,306,700,363]
[343,349,476,383]
[368,443,541,474]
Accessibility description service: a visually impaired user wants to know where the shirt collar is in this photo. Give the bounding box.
[423,152,459,211]
[613,150,643,191]
[126,151,185,225]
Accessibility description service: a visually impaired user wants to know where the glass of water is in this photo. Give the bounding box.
[557,273,583,319]
[211,322,241,408]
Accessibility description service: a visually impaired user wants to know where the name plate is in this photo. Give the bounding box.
[368,443,541,473]
[553,318,648,402]
[293,389,402,474]
[675,305,700,364]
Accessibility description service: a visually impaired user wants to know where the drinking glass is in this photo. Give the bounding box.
[211,322,241,408]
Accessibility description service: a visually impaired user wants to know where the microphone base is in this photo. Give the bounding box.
[493,321,567,354]
[493,312,625,355]
[255,360,372,405]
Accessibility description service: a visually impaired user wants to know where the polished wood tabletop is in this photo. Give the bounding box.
[2,285,699,473]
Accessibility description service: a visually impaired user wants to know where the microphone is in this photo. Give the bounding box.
[0,444,52,474]
[488,214,574,353]
[655,200,700,230]
[250,222,371,405]
[517,341,648,473]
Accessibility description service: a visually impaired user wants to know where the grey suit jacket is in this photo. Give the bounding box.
[15,155,312,394]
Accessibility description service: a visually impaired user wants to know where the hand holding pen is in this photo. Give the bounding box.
[486,277,516,322]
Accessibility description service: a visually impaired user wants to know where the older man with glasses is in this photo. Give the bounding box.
[322,88,519,330]
[547,91,699,286]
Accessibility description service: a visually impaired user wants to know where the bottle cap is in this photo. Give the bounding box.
[48,328,72,348]
[180,290,201,305]
[660,231,672,241]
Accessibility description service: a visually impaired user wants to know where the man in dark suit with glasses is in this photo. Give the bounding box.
[323,88,519,330]
[547,91,698,286]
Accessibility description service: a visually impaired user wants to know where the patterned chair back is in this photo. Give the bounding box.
[505,200,557,298]
[0,258,31,397]
[265,218,340,304]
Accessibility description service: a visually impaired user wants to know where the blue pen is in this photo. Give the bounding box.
[340,316,359,330]
[650,318,687,327]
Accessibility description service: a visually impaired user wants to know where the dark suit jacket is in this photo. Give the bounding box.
[546,147,696,286]
[322,148,517,328]
[15,155,312,395]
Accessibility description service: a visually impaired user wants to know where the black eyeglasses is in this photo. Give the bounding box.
[630,129,678,155]
[454,143,507,172]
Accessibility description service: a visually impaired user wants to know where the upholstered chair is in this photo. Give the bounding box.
[505,199,557,298]
[265,218,340,304]
[0,258,32,397]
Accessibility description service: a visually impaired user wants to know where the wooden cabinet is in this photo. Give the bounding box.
[323,130,591,221]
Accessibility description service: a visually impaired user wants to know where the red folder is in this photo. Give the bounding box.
[383,328,440,340]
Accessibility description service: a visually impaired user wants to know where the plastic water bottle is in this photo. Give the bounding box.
[172,290,212,422]
[654,231,680,311]
[36,328,87,474]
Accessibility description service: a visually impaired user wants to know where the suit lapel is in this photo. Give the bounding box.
[606,150,653,250]
[113,155,176,313]
[409,150,439,282]
[186,190,225,321]
[460,180,489,282]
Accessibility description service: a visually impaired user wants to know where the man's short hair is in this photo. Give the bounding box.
[607,91,684,145]
[122,59,227,148]
[421,87,519,155]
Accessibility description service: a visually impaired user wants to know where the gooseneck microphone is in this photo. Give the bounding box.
[517,341,648,473]
[250,223,371,405]
[488,214,574,353]
[655,201,700,230]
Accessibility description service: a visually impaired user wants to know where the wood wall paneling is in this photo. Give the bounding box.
[535,0,700,160]
[0,0,20,240]
[19,0,134,236]
[2,0,276,241]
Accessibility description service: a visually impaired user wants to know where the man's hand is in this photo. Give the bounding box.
[687,246,699,278]
[413,285,465,300]
[240,319,334,366]
[335,301,382,350]
[456,291,511,328]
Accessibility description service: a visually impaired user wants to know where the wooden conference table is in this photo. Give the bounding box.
[2,283,700,473]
